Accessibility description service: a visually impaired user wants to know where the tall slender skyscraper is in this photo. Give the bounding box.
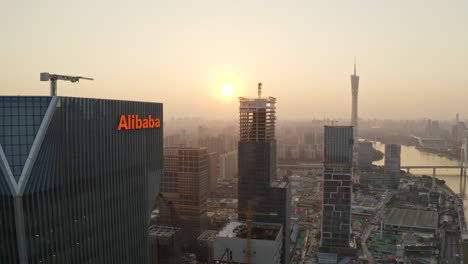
[351,61,360,165]
[238,83,291,264]
[321,126,354,251]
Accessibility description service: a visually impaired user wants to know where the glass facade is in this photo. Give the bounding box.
[384,144,401,189]
[324,126,354,165]
[0,96,163,264]
[0,169,19,263]
[238,142,291,264]
[0,97,51,180]
[321,126,353,251]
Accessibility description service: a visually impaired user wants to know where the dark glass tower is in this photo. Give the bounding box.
[321,126,354,251]
[0,96,163,264]
[238,85,291,264]
[383,144,401,189]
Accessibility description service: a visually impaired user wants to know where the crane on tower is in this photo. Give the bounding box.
[40,72,94,96]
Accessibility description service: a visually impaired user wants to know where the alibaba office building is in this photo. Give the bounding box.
[0,96,163,264]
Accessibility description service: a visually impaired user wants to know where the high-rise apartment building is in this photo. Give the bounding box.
[198,135,237,155]
[207,152,219,192]
[219,150,238,180]
[160,146,208,249]
[0,96,163,264]
[321,126,353,251]
[383,144,401,189]
[238,84,291,264]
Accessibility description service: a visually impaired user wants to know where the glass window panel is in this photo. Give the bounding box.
[11,126,19,135]
[12,145,20,153]
[12,136,19,145]
[18,116,26,125]
[4,116,11,126]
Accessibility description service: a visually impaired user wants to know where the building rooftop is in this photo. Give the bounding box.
[148,225,180,239]
[217,221,281,241]
[384,208,438,230]
[197,230,218,241]
[271,179,289,188]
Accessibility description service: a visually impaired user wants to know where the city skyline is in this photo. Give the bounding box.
[2,0,468,120]
[3,1,468,263]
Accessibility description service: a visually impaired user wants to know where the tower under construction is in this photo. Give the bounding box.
[238,83,291,264]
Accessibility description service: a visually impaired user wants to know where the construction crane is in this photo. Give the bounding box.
[158,194,277,264]
[40,72,94,96]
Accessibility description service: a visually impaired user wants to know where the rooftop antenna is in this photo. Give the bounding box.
[258,82,262,98]
[40,72,94,96]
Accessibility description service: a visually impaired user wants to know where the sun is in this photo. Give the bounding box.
[221,84,234,97]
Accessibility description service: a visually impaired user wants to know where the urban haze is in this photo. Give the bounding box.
[1,1,468,264]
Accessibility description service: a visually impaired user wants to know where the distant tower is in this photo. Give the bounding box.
[351,60,360,165]
[383,144,402,189]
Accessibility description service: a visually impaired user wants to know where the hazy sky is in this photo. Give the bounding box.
[2,0,468,120]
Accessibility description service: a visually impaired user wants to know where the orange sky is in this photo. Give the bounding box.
[2,0,468,120]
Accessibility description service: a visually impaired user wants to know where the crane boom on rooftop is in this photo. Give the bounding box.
[40,72,94,96]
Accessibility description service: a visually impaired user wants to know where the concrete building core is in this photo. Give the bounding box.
[239,95,276,142]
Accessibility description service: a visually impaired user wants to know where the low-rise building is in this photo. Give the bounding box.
[213,222,283,264]
[383,208,438,233]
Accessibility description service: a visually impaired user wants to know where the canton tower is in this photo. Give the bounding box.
[351,60,360,164]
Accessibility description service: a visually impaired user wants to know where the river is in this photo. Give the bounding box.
[372,141,467,220]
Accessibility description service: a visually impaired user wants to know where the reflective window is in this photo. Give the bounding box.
[0,97,51,181]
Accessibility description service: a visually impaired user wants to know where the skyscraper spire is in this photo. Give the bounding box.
[354,57,356,76]
[258,82,262,98]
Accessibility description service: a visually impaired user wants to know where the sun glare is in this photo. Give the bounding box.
[221,84,234,97]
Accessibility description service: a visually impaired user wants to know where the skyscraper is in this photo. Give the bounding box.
[351,61,360,166]
[0,96,163,264]
[383,144,401,189]
[321,126,354,251]
[238,83,291,264]
[160,146,208,249]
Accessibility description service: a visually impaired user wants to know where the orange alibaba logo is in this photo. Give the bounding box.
[117,115,161,130]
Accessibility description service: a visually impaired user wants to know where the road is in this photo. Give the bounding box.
[441,202,463,264]
[442,233,460,264]
[361,190,394,264]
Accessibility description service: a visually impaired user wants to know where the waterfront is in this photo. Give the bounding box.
[372,141,467,222]
[372,141,461,189]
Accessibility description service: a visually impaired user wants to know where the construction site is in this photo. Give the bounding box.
[279,163,467,264]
